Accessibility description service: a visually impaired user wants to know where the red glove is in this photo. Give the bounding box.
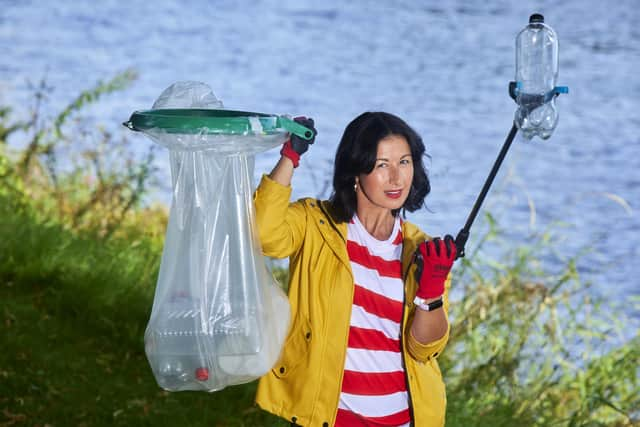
[414,235,457,300]
[280,116,316,168]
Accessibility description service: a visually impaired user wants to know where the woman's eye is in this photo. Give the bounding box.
[377,163,388,168]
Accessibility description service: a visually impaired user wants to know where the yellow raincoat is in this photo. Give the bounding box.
[254,175,451,426]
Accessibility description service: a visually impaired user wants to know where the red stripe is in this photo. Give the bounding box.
[335,408,411,427]
[392,229,403,245]
[347,326,400,352]
[347,240,402,278]
[341,369,406,395]
[353,284,403,324]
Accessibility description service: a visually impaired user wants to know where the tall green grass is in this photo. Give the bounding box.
[0,193,289,426]
[0,193,156,346]
[442,214,639,426]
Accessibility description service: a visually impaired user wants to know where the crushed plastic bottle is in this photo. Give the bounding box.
[514,14,560,140]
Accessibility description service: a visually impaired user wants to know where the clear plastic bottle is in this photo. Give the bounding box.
[145,282,288,392]
[145,296,213,391]
[144,294,264,392]
[514,14,559,140]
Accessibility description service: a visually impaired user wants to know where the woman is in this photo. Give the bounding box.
[254,112,457,427]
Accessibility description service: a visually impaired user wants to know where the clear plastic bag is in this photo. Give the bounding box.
[138,82,291,391]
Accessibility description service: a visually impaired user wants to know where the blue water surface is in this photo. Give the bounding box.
[1,1,638,328]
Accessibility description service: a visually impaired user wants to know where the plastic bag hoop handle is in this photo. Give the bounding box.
[278,116,314,141]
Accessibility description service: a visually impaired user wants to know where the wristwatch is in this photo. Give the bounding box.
[413,296,443,312]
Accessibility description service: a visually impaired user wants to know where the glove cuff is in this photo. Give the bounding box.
[280,139,300,168]
[415,281,445,300]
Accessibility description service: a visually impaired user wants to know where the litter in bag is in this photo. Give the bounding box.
[128,82,292,391]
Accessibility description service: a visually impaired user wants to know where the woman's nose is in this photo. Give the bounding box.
[389,166,400,184]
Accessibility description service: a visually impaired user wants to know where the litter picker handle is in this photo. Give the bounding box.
[455,123,519,259]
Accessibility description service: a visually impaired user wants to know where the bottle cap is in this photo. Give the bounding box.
[529,13,544,23]
[195,367,209,381]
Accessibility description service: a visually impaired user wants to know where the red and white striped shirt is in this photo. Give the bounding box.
[336,215,410,427]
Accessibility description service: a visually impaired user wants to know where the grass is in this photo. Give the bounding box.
[0,196,288,427]
[442,216,639,426]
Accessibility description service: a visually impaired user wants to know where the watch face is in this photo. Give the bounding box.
[413,297,430,311]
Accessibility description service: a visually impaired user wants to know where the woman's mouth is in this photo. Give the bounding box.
[385,189,403,199]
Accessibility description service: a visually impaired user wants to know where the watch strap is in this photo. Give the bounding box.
[414,296,443,312]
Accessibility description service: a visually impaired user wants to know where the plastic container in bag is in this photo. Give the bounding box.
[123,82,310,391]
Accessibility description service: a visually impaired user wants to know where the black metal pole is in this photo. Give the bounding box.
[455,122,519,258]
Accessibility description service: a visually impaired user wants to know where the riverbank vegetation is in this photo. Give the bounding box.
[1,74,638,426]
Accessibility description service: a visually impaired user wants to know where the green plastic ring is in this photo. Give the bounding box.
[123,109,313,140]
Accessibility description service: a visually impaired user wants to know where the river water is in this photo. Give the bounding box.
[1,1,638,325]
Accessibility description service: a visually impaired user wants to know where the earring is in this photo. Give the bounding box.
[354,183,358,192]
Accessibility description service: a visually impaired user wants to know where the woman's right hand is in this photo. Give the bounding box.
[280,117,317,168]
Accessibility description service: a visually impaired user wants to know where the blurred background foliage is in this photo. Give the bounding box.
[0,69,166,241]
[0,74,637,426]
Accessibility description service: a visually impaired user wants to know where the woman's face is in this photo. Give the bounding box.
[356,134,414,214]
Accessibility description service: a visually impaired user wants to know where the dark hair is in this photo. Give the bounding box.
[329,112,430,223]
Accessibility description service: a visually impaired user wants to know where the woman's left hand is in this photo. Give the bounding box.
[414,235,457,300]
